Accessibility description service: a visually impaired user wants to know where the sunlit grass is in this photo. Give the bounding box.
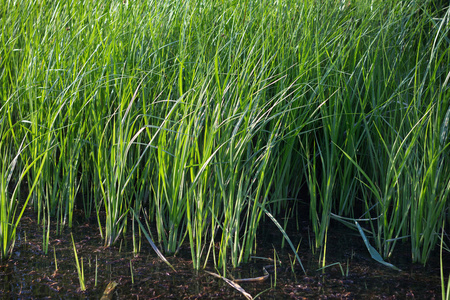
[71,233,86,291]
[0,0,448,273]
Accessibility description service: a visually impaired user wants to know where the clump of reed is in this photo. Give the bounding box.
[0,0,448,273]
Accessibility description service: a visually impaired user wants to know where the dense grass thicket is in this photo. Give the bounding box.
[1,0,449,271]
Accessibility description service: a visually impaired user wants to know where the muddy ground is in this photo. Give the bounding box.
[0,207,447,299]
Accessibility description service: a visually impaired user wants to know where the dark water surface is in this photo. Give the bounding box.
[0,208,447,299]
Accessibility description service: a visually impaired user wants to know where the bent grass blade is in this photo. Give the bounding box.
[204,270,253,300]
[261,207,306,275]
[331,213,402,271]
[130,208,175,272]
[316,262,347,277]
[355,221,401,271]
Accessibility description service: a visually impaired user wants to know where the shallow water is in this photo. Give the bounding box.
[0,208,447,299]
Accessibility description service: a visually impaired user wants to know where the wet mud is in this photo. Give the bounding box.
[0,208,447,299]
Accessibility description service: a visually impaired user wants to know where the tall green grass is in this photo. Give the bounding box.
[1,0,448,271]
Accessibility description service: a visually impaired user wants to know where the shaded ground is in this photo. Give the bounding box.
[0,207,447,299]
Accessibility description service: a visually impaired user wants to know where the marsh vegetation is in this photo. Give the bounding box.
[1,0,449,298]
